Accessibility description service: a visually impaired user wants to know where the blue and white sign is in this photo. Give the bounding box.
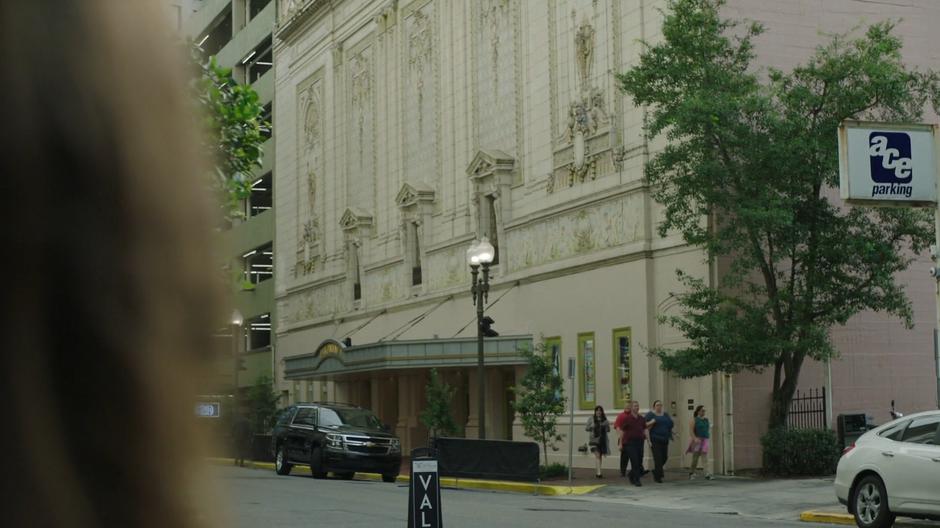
[195,402,221,418]
[839,121,937,206]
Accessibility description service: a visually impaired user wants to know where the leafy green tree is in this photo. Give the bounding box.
[420,369,459,438]
[512,343,566,466]
[247,375,280,434]
[618,0,939,429]
[190,47,269,220]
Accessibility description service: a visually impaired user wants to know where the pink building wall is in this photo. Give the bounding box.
[719,0,940,469]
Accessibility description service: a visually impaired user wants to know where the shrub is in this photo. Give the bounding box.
[539,463,568,480]
[761,427,840,476]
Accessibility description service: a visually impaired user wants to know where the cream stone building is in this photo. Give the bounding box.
[272,0,940,471]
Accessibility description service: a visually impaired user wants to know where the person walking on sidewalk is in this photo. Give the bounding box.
[687,405,713,480]
[232,413,252,467]
[645,400,674,483]
[612,402,631,477]
[585,405,610,478]
[620,401,648,486]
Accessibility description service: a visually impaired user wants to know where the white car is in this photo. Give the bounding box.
[835,410,940,528]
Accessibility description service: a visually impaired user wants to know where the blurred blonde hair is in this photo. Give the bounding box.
[0,1,221,526]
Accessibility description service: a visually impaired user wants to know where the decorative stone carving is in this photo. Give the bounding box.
[349,50,372,161]
[295,80,323,277]
[568,149,598,185]
[280,0,301,23]
[550,10,611,193]
[612,146,629,172]
[407,7,432,134]
[574,17,595,91]
[565,91,608,142]
[339,207,374,233]
[303,85,321,149]
[331,42,343,70]
[467,149,514,253]
[395,181,435,209]
[480,0,509,95]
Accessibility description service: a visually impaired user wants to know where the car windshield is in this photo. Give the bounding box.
[319,408,384,430]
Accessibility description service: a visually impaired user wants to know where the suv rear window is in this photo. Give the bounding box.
[319,408,384,430]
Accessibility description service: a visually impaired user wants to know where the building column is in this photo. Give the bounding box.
[464,368,481,439]
[511,365,526,440]
[447,370,469,437]
[334,379,350,404]
[395,372,430,453]
[486,368,504,439]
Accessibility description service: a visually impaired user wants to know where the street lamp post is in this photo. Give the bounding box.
[467,238,495,439]
[231,309,244,407]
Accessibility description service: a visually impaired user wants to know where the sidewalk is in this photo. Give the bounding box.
[552,466,937,526]
[552,467,839,520]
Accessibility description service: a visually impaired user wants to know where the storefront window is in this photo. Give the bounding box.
[578,332,595,409]
[612,328,632,408]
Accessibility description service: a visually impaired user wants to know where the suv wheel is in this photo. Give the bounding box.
[853,475,896,528]
[274,445,292,476]
[382,474,398,483]
[309,446,328,479]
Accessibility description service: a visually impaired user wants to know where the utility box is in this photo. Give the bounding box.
[837,413,870,450]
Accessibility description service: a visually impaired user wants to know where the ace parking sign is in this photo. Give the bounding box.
[838,121,938,206]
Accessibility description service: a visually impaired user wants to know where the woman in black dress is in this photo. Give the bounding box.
[585,405,610,478]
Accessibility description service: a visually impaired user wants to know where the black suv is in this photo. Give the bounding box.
[270,403,401,482]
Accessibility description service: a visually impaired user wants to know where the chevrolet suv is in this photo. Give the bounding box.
[270,403,401,482]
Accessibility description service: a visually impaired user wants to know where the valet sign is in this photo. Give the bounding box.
[838,121,938,206]
[407,459,442,528]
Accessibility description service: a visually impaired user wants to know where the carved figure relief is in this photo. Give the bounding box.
[407,8,432,135]
[480,0,509,96]
[574,16,595,91]
[549,11,612,193]
[295,81,323,277]
[349,51,372,162]
[280,0,300,23]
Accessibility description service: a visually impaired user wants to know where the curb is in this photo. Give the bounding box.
[208,458,603,496]
[800,511,855,525]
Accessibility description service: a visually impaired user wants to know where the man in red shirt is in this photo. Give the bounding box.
[618,401,648,486]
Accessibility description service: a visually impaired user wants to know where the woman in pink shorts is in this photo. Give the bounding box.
[687,405,713,479]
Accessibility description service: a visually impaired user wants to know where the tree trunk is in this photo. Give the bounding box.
[768,358,803,429]
[542,440,549,466]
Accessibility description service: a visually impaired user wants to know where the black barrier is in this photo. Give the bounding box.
[432,437,539,482]
[407,450,443,528]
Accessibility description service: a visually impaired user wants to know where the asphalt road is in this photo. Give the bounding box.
[208,465,833,527]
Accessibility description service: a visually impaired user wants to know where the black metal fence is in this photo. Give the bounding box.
[787,387,827,429]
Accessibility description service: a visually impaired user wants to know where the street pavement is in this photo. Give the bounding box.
[208,464,833,527]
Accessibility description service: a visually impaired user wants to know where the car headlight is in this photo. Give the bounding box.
[389,439,401,452]
[326,433,344,449]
